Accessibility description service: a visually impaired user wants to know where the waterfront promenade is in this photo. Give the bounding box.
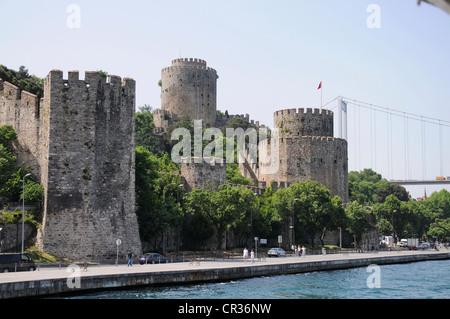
[0,250,449,298]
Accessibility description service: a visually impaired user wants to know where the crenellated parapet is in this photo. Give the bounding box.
[274,107,333,137]
[0,78,41,117]
[162,58,218,75]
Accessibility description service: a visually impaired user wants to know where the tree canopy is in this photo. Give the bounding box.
[0,65,44,98]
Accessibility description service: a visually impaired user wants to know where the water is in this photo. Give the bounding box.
[67,260,449,299]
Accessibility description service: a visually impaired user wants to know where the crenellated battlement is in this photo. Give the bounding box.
[181,156,225,167]
[274,107,334,138]
[47,70,136,90]
[274,107,333,117]
[0,78,40,117]
[172,58,207,66]
[162,65,218,74]
[161,58,217,75]
[276,135,346,144]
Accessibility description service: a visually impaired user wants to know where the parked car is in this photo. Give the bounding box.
[0,253,36,273]
[138,253,168,264]
[267,248,286,257]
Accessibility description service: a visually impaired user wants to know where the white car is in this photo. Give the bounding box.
[267,248,286,257]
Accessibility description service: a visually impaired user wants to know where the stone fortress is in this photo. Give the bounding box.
[0,57,348,259]
[155,58,348,203]
[0,70,142,260]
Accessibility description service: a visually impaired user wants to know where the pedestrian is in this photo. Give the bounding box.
[298,245,301,257]
[243,247,248,262]
[302,245,306,257]
[251,249,255,263]
[127,250,133,267]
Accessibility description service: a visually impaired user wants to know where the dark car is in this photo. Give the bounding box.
[138,253,168,264]
[0,253,36,273]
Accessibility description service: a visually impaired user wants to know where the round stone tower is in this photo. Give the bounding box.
[259,108,348,203]
[161,58,218,128]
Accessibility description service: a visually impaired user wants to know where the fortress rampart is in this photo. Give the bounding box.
[181,157,226,192]
[0,70,142,260]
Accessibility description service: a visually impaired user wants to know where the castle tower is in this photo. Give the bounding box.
[0,70,143,260]
[259,108,348,203]
[161,58,218,128]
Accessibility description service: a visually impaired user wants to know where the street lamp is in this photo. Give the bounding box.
[291,198,298,248]
[22,173,31,254]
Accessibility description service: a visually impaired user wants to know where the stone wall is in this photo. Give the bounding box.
[274,108,333,138]
[0,79,43,178]
[161,58,218,128]
[258,108,348,203]
[181,157,226,192]
[1,70,142,261]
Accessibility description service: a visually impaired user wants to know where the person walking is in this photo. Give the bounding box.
[127,250,133,267]
[302,245,306,257]
[243,247,248,262]
[251,249,255,263]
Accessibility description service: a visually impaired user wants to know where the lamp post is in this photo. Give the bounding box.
[22,173,31,254]
[291,198,298,249]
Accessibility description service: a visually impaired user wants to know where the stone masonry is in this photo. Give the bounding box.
[161,58,218,128]
[155,58,349,203]
[257,108,348,203]
[0,70,142,260]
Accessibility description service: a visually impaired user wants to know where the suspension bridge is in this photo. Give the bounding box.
[325,96,450,197]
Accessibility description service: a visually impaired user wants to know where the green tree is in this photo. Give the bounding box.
[226,163,253,185]
[0,126,43,206]
[0,65,44,98]
[428,218,450,241]
[348,169,409,205]
[423,189,450,241]
[135,105,159,153]
[0,125,17,148]
[135,147,183,250]
[346,201,373,247]
[273,181,345,249]
[184,184,258,250]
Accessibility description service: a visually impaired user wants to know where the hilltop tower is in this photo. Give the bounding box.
[160,58,218,128]
[0,70,142,260]
[258,108,348,203]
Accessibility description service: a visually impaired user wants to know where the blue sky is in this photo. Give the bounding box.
[1,0,449,197]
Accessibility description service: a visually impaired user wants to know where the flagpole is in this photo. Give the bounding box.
[320,79,323,110]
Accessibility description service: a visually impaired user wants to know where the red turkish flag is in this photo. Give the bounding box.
[317,81,322,90]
